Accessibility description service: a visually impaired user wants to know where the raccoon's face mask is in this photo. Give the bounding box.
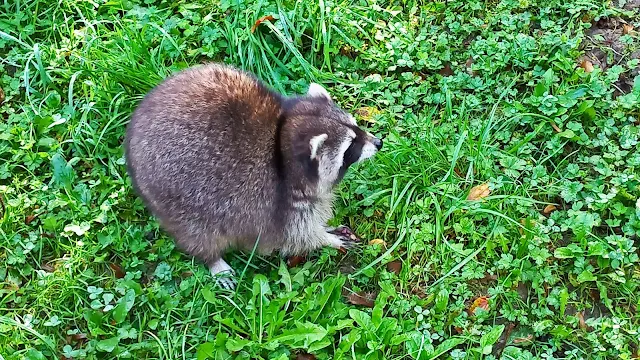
[306,83,383,189]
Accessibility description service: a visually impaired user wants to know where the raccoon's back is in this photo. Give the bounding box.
[125,64,285,236]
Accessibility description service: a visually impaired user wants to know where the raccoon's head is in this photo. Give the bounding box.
[283,83,383,192]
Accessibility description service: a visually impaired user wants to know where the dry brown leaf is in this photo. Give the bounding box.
[41,262,55,272]
[467,183,490,201]
[513,334,534,344]
[251,15,275,33]
[623,24,634,35]
[25,214,37,225]
[109,263,125,279]
[580,59,594,73]
[465,57,476,75]
[465,57,474,69]
[0,86,4,103]
[482,273,498,282]
[543,204,557,215]
[468,296,489,315]
[346,291,377,308]
[369,238,386,247]
[550,121,562,133]
[386,260,402,275]
[66,332,88,345]
[296,353,317,360]
[577,312,587,330]
[439,63,454,77]
[492,323,516,358]
[287,255,306,267]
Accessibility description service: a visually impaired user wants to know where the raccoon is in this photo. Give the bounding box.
[124,63,382,288]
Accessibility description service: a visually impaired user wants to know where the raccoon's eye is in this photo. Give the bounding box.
[342,140,363,166]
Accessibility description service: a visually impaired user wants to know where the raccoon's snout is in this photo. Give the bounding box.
[372,137,383,150]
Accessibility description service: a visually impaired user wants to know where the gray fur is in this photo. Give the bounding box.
[124,63,381,276]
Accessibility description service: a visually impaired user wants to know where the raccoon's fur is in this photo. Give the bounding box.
[124,63,382,287]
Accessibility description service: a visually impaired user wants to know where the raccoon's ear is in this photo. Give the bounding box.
[307,83,331,100]
[309,133,328,159]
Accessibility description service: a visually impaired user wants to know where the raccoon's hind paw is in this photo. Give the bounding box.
[209,259,236,290]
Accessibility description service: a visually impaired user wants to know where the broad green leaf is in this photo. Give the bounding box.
[559,287,569,316]
[534,82,546,96]
[278,260,292,292]
[308,337,331,352]
[252,274,272,299]
[434,288,449,313]
[310,276,345,323]
[587,242,607,256]
[557,129,575,139]
[565,88,587,100]
[577,270,596,283]
[112,289,135,324]
[372,292,387,326]
[554,247,575,259]
[349,309,372,329]
[479,324,505,353]
[226,338,253,352]
[212,314,247,334]
[51,153,76,188]
[25,349,46,360]
[121,280,143,295]
[430,337,465,359]
[335,329,361,357]
[274,322,328,348]
[202,286,217,304]
[328,319,354,333]
[196,342,216,360]
[96,336,119,352]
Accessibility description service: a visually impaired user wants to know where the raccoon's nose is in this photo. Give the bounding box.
[372,137,383,150]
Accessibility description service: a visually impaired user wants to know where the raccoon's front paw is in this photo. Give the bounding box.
[209,259,236,290]
[214,272,237,290]
[326,226,360,252]
[329,225,360,242]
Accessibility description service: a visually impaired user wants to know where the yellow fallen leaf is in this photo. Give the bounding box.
[580,59,594,73]
[467,183,490,201]
[468,296,489,315]
[623,24,634,35]
[355,107,380,123]
[368,239,386,247]
[543,204,557,215]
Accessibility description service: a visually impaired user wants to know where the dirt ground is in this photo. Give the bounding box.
[582,5,639,95]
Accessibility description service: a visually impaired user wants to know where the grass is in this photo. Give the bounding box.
[1,0,640,359]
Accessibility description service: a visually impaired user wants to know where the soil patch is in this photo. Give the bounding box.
[582,15,639,95]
